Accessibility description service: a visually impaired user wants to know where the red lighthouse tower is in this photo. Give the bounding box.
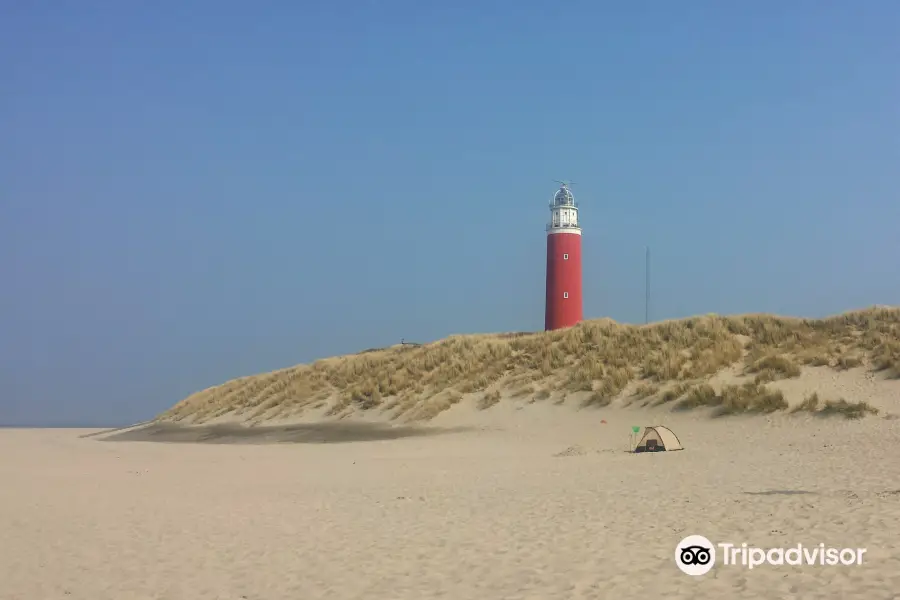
[544,181,583,330]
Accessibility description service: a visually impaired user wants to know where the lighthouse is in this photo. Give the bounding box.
[544,182,583,330]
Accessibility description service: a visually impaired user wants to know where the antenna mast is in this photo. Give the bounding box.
[645,246,650,324]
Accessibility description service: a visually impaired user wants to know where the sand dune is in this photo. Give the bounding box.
[3,309,899,598]
[159,308,900,427]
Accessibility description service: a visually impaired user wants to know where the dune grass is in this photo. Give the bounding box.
[652,382,694,406]
[790,392,880,419]
[745,354,802,383]
[676,382,789,415]
[791,392,823,414]
[477,390,502,410]
[159,307,899,423]
[818,399,880,419]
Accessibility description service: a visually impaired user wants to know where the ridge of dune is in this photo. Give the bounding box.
[158,307,900,426]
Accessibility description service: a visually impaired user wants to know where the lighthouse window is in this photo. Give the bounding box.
[563,253,569,260]
[563,292,569,299]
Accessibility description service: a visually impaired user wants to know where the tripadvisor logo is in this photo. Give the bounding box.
[675,535,716,576]
[675,535,867,575]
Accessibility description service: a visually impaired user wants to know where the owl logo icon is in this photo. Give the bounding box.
[675,535,716,576]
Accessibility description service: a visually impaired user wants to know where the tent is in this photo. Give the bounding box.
[632,425,683,453]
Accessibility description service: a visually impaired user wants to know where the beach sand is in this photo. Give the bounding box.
[2,400,899,600]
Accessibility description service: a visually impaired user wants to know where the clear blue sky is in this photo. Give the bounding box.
[2,1,898,426]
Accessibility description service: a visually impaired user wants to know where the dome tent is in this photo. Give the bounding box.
[632,425,683,453]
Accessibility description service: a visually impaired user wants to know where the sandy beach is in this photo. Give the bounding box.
[2,400,899,600]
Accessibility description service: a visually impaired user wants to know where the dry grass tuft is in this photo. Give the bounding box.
[653,382,693,406]
[511,385,535,398]
[746,354,802,383]
[789,393,879,419]
[676,382,788,415]
[834,356,864,370]
[403,390,464,421]
[791,392,822,413]
[717,384,789,415]
[582,391,613,408]
[632,382,660,400]
[159,307,900,423]
[817,399,879,419]
[871,339,900,377]
[477,390,502,410]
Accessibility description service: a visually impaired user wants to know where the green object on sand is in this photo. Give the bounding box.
[631,426,641,433]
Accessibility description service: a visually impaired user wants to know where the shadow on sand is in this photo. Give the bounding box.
[94,421,468,445]
[743,490,816,496]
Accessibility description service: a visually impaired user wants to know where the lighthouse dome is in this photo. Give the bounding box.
[553,186,575,206]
